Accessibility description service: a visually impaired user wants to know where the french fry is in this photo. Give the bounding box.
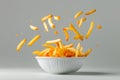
[75,43,81,57]
[97,24,102,30]
[79,46,85,57]
[77,17,86,28]
[77,17,86,24]
[63,28,69,41]
[64,43,74,48]
[48,18,55,29]
[29,25,39,30]
[69,23,84,40]
[16,38,27,52]
[65,50,75,57]
[41,14,53,22]
[58,41,63,49]
[85,21,94,39]
[54,16,60,20]
[28,35,41,46]
[42,43,55,49]
[74,11,83,19]
[85,9,96,15]
[32,50,42,56]
[42,48,51,56]
[84,48,92,57]
[48,51,54,57]
[58,48,66,57]
[46,39,61,44]
[43,22,49,32]
[52,48,57,56]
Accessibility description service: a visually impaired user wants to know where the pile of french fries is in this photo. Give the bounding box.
[32,39,92,57]
[16,9,102,57]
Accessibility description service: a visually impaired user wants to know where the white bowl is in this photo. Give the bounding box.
[35,57,85,74]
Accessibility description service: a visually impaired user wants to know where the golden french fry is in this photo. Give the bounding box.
[85,48,92,57]
[74,11,83,19]
[85,21,94,39]
[28,35,41,46]
[46,39,61,44]
[64,43,74,48]
[48,18,55,29]
[32,50,41,54]
[29,25,39,30]
[76,17,86,24]
[41,48,50,54]
[16,38,27,52]
[77,17,86,28]
[97,24,102,30]
[32,50,43,56]
[43,22,49,32]
[69,23,84,40]
[63,28,69,41]
[42,48,51,56]
[85,9,96,15]
[53,48,57,56]
[79,46,85,57]
[75,42,81,57]
[42,43,55,49]
[58,41,63,49]
[54,16,60,20]
[58,47,66,57]
[41,14,53,22]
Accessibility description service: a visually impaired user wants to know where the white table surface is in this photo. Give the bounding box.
[0,68,120,80]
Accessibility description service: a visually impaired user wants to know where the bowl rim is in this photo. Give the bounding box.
[35,56,86,59]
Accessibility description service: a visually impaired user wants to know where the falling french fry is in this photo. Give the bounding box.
[43,22,49,32]
[77,17,86,28]
[41,14,53,22]
[28,35,41,46]
[85,9,96,15]
[54,16,60,20]
[16,38,27,52]
[46,39,61,44]
[63,28,69,41]
[69,23,84,40]
[29,25,39,30]
[85,21,95,39]
[74,11,83,19]
[48,18,55,29]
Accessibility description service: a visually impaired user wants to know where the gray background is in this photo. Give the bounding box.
[0,0,120,70]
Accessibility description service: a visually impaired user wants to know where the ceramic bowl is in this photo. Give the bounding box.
[36,57,85,74]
